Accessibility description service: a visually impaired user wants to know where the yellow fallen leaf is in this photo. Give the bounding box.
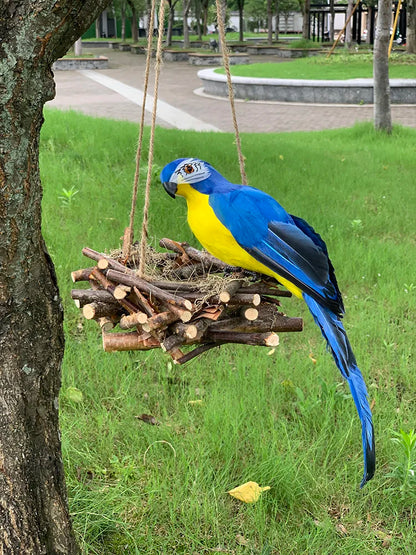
[188,399,203,406]
[228,481,271,503]
[309,352,317,364]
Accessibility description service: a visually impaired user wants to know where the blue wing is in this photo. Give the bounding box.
[209,185,344,316]
[209,183,374,487]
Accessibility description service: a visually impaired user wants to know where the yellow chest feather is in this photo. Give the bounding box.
[177,184,302,299]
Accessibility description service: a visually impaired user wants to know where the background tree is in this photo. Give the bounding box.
[119,0,128,40]
[345,0,354,46]
[128,0,139,40]
[279,0,298,35]
[194,0,203,39]
[166,0,180,45]
[275,0,280,39]
[407,0,416,52]
[0,1,110,552]
[183,0,193,47]
[200,0,213,34]
[246,0,267,31]
[374,0,392,132]
[267,0,274,43]
[328,0,335,41]
[236,0,246,41]
[298,0,311,38]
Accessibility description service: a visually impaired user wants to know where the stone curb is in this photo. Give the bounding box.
[198,68,416,104]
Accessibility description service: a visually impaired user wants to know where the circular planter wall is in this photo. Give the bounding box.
[197,69,416,104]
[189,53,249,66]
[53,57,109,70]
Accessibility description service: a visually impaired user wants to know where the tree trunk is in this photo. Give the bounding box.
[366,5,373,43]
[74,38,82,56]
[166,0,177,46]
[112,4,118,39]
[302,0,311,39]
[275,1,279,41]
[407,0,416,53]
[121,0,127,41]
[374,0,392,132]
[128,0,138,42]
[183,0,192,48]
[329,0,335,41]
[0,1,111,552]
[345,0,354,46]
[95,16,101,38]
[267,0,274,44]
[194,0,203,40]
[202,0,209,34]
[237,0,245,41]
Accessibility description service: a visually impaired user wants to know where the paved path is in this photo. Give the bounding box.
[49,48,416,133]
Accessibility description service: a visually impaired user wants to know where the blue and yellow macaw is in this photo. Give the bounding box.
[160,157,375,487]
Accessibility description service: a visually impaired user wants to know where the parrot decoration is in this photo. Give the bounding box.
[160,157,375,487]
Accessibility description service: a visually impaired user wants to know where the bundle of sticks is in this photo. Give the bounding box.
[71,237,303,364]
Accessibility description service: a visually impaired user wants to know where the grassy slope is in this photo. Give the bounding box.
[41,110,416,554]
[223,54,416,80]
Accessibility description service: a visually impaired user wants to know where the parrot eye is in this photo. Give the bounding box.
[183,164,194,174]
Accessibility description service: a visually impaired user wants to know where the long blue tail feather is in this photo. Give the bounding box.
[303,293,375,487]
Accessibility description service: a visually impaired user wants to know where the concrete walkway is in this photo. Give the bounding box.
[48,48,416,133]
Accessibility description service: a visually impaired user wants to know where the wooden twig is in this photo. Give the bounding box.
[242,307,259,321]
[132,286,156,317]
[175,343,223,365]
[207,331,279,347]
[83,302,121,320]
[98,317,116,332]
[142,311,179,332]
[219,279,244,303]
[169,291,261,306]
[71,267,96,283]
[71,289,117,306]
[159,238,239,272]
[105,269,193,312]
[119,311,149,330]
[102,331,160,352]
[90,268,138,315]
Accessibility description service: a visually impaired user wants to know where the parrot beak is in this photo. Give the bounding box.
[163,181,177,199]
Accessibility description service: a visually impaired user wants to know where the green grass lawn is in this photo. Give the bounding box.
[221,53,416,80]
[41,110,416,554]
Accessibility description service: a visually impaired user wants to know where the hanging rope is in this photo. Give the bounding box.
[138,0,166,278]
[123,0,158,259]
[125,0,246,274]
[215,0,247,186]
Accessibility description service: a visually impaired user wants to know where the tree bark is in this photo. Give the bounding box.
[95,16,101,38]
[166,0,178,46]
[275,1,280,41]
[121,0,127,41]
[0,2,111,552]
[267,0,274,44]
[345,0,354,46]
[374,0,392,132]
[128,0,139,42]
[301,0,311,39]
[183,0,192,48]
[74,38,82,56]
[237,0,245,41]
[329,0,335,41]
[407,0,416,53]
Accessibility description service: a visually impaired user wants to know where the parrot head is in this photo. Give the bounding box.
[160,157,228,198]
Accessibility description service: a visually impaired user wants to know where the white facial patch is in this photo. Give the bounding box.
[172,158,211,185]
